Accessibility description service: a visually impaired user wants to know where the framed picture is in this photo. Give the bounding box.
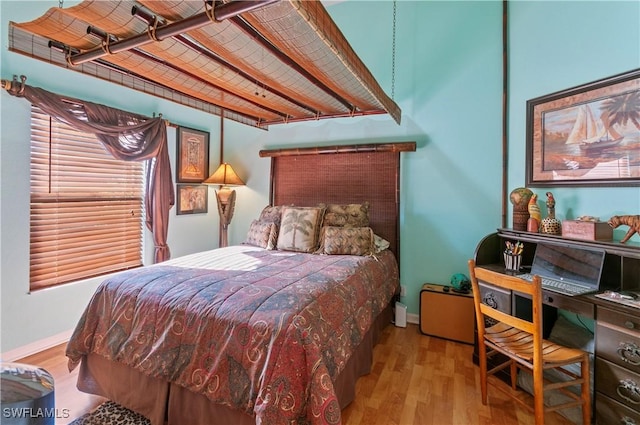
[526,68,640,187]
[176,184,208,215]
[176,126,209,183]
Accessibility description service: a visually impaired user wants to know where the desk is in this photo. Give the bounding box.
[474,229,640,425]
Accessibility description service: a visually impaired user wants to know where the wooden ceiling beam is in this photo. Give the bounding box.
[173,34,320,116]
[50,38,265,126]
[259,109,390,127]
[84,23,286,120]
[67,0,278,66]
[131,3,321,117]
[230,15,357,114]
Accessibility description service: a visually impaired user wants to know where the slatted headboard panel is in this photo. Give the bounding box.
[259,142,416,261]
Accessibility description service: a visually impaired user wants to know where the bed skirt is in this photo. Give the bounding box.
[76,303,393,425]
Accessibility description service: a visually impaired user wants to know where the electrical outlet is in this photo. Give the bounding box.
[400,285,406,297]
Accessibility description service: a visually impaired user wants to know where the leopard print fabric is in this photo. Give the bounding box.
[69,401,150,425]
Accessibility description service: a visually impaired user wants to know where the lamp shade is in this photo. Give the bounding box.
[203,163,245,186]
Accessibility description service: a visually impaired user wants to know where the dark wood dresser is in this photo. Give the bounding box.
[474,228,640,424]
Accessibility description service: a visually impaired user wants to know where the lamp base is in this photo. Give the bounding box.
[215,188,236,247]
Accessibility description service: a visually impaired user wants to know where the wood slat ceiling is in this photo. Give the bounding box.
[8,0,401,129]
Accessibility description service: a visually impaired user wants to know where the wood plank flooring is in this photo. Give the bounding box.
[16,324,575,425]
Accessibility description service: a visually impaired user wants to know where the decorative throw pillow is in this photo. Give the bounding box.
[373,234,390,253]
[319,226,374,256]
[243,220,278,250]
[258,205,283,226]
[322,202,370,227]
[277,206,325,253]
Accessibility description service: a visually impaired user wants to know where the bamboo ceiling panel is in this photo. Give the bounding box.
[8,0,401,129]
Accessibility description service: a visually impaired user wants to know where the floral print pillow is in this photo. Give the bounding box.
[258,205,283,226]
[322,202,370,227]
[243,220,278,250]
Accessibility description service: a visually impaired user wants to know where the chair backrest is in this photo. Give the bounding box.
[468,259,544,362]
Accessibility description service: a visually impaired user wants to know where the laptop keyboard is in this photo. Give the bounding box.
[517,273,593,296]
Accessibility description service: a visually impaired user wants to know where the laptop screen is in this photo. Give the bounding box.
[531,243,605,288]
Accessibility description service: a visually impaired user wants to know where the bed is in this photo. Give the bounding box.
[66,142,415,425]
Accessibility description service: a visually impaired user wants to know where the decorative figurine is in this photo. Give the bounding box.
[527,193,540,232]
[509,187,533,231]
[540,192,562,235]
[607,215,640,243]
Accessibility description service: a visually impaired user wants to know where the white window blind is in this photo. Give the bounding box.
[30,106,144,290]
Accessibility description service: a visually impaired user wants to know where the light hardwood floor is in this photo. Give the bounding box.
[17,324,575,425]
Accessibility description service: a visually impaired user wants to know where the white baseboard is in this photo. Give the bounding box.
[1,329,73,362]
[407,312,419,324]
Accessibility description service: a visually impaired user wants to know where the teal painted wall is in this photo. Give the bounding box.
[508,0,640,226]
[507,0,640,326]
[1,1,638,353]
[228,0,504,322]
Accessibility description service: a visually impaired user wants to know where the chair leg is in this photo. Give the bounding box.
[510,360,517,390]
[533,366,545,425]
[479,344,488,405]
[581,357,591,425]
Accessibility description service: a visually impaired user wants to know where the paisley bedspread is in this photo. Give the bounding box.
[66,245,399,425]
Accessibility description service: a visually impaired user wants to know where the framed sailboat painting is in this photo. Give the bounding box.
[526,68,640,186]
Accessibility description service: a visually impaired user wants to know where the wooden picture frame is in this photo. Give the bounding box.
[526,68,640,187]
[176,184,208,215]
[176,126,209,183]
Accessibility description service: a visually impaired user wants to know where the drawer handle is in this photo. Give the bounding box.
[482,293,499,327]
[618,342,640,366]
[626,321,637,330]
[483,293,498,309]
[622,417,637,425]
[618,379,640,405]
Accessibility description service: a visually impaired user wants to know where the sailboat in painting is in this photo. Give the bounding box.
[565,104,624,150]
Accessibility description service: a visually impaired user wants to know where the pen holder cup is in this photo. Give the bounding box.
[504,254,522,272]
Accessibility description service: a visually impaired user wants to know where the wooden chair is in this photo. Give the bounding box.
[468,259,591,425]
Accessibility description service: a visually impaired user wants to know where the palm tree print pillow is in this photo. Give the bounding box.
[276,206,325,252]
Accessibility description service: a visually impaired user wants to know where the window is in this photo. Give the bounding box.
[30,106,144,290]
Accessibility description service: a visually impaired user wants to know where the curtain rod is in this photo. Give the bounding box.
[152,112,177,128]
[2,74,178,127]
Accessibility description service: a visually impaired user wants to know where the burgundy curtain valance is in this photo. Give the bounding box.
[4,79,174,263]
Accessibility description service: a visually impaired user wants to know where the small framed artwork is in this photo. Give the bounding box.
[176,184,208,215]
[176,126,209,183]
[526,68,640,187]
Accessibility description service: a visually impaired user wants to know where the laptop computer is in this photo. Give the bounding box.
[518,242,606,296]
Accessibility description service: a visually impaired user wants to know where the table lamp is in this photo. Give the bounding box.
[204,162,245,247]
[203,113,245,247]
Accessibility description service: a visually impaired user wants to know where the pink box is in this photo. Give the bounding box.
[561,220,612,241]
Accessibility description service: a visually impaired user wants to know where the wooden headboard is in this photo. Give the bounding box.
[259,142,416,262]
